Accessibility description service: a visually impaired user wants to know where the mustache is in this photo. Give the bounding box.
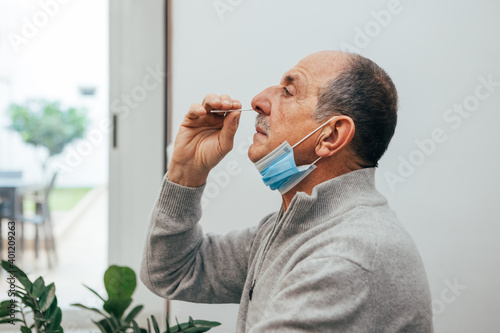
[255,114,270,135]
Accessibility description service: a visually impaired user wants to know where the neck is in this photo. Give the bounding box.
[281,160,363,211]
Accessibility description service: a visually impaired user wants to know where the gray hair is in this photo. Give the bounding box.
[313,53,398,167]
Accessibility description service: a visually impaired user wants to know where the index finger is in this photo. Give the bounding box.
[186,103,207,120]
[202,93,224,112]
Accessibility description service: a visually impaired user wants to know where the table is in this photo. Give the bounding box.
[0,177,36,221]
[0,175,43,261]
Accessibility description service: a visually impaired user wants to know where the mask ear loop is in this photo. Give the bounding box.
[311,156,322,165]
[290,115,338,166]
[291,116,338,149]
[291,115,338,165]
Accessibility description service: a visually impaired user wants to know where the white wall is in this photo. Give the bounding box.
[168,0,500,332]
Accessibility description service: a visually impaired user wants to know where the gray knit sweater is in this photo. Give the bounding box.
[140,168,433,332]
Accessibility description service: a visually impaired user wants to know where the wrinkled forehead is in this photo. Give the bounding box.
[280,52,350,93]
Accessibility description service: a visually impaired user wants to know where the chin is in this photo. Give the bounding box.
[248,144,266,163]
[249,132,270,162]
[247,144,258,163]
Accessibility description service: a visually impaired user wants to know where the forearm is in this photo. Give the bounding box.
[140,174,205,298]
[140,174,255,303]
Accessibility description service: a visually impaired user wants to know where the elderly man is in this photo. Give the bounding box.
[140,51,433,332]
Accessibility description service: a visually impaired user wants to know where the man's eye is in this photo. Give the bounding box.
[283,87,292,96]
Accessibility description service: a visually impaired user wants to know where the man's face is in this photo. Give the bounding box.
[248,51,348,164]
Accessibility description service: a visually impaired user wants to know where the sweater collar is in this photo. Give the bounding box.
[279,168,387,231]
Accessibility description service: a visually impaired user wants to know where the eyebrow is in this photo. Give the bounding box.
[281,74,302,89]
[282,74,305,96]
[284,75,296,85]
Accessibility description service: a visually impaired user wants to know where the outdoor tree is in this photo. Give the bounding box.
[8,99,88,175]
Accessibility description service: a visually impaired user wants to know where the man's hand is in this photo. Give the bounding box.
[167,94,242,187]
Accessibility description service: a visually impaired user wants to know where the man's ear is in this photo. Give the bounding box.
[315,116,355,158]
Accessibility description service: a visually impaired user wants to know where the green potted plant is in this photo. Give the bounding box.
[0,261,221,333]
[71,265,144,332]
[132,315,221,333]
[0,260,63,332]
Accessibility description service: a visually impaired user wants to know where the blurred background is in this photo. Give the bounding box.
[0,0,499,332]
[0,0,109,328]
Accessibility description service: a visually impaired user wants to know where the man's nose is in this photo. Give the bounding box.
[251,87,273,115]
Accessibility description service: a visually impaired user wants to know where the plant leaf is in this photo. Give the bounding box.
[96,317,119,332]
[170,317,190,333]
[107,316,121,331]
[71,303,106,317]
[104,265,137,299]
[92,319,108,333]
[132,319,141,333]
[184,327,216,333]
[31,277,45,298]
[167,318,220,333]
[165,314,171,333]
[38,283,56,312]
[0,300,15,317]
[82,283,106,302]
[103,297,132,319]
[1,260,33,290]
[33,313,47,322]
[183,328,205,333]
[192,320,221,328]
[21,326,33,333]
[0,318,23,324]
[22,296,36,309]
[47,307,62,332]
[14,290,26,299]
[151,314,160,333]
[124,305,143,324]
[54,307,63,328]
[44,295,58,324]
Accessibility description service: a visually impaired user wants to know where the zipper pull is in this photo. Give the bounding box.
[249,279,256,301]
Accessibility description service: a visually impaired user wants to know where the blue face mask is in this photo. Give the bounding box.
[254,116,337,194]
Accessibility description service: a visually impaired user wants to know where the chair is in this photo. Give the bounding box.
[0,171,23,220]
[0,200,3,258]
[17,172,58,268]
[0,170,23,261]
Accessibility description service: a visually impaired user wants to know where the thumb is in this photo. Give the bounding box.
[219,111,241,153]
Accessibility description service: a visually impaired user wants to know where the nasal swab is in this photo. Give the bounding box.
[210,108,254,113]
